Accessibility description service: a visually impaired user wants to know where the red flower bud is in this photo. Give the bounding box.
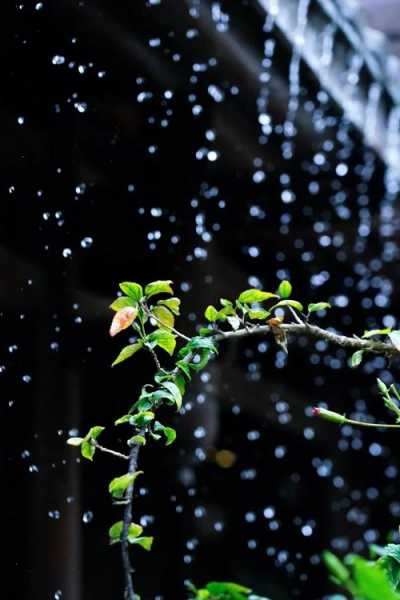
[312,406,346,425]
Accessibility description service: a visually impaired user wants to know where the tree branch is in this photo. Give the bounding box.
[215,322,398,357]
[121,435,144,600]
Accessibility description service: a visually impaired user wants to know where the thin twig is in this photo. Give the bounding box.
[142,305,191,341]
[93,441,129,461]
[345,419,400,429]
[147,345,162,370]
[288,305,304,325]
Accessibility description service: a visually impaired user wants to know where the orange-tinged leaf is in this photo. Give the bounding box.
[267,317,288,353]
[109,307,138,337]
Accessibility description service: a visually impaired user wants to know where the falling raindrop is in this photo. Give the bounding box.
[48,510,60,520]
[52,55,65,65]
[82,511,94,524]
[80,237,93,248]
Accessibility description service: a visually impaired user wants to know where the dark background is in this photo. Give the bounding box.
[3,1,400,599]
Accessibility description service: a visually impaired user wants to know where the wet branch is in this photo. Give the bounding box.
[215,322,398,357]
[121,436,143,600]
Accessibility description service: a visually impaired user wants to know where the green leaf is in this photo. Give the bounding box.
[248,309,270,320]
[379,556,400,592]
[238,289,278,304]
[206,582,251,599]
[86,426,105,440]
[379,545,400,591]
[323,551,351,584]
[153,421,177,445]
[383,545,400,564]
[177,360,192,379]
[67,437,84,447]
[131,411,155,427]
[115,414,132,426]
[109,471,143,499]
[112,342,143,366]
[147,389,174,404]
[163,427,177,446]
[199,327,214,336]
[377,379,389,394]
[158,297,181,315]
[145,280,173,299]
[154,370,173,383]
[128,526,145,544]
[218,306,237,320]
[110,296,136,311]
[161,381,182,411]
[272,299,303,312]
[220,298,233,307]
[205,305,220,322]
[188,336,218,354]
[352,556,400,600]
[109,521,143,544]
[81,441,95,461]
[130,536,153,551]
[308,302,331,314]
[389,331,400,351]
[119,282,143,302]
[189,349,212,372]
[109,520,124,543]
[134,397,154,412]
[152,305,175,329]
[174,373,186,395]
[351,350,364,368]
[278,280,292,299]
[148,330,176,356]
[128,435,146,446]
[362,328,392,339]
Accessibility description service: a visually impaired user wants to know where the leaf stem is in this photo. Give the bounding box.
[92,441,129,461]
[345,419,400,429]
[142,305,191,341]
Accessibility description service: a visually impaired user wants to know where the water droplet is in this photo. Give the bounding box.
[52,55,65,65]
[193,426,206,439]
[80,237,93,248]
[82,511,93,523]
[62,248,72,258]
[48,510,60,519]
[74,102,87,113]
[22,374,31,383]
